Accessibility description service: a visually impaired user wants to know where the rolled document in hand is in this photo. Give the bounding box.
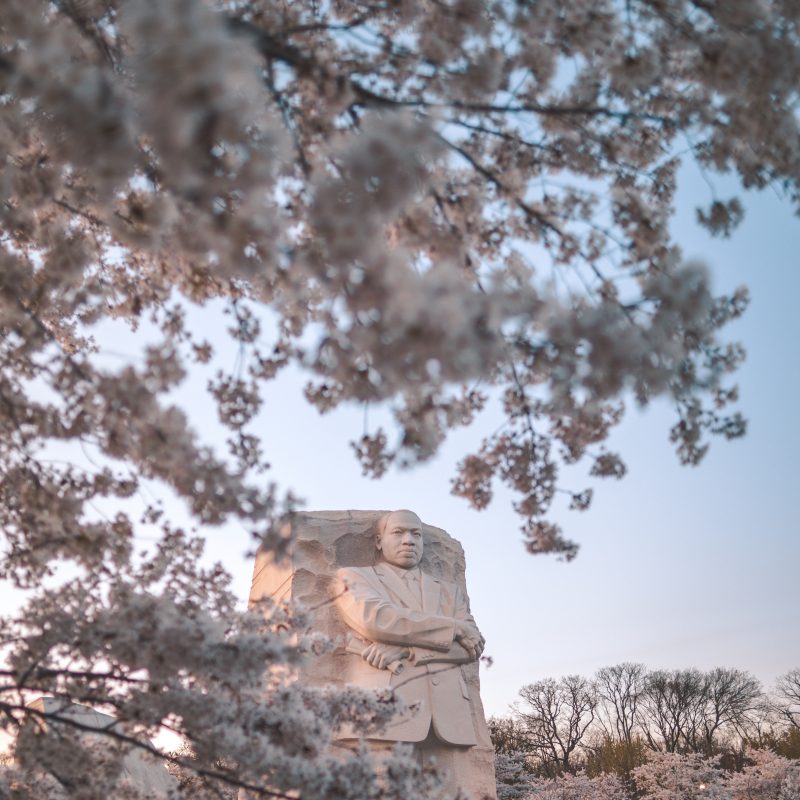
[345,636,405,675]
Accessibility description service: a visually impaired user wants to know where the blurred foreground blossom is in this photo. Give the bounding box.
[1,0,799,794]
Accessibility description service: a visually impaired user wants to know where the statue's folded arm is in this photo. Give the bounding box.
[335,568,456,650]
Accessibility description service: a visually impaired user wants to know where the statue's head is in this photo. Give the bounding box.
[376,509,423,569]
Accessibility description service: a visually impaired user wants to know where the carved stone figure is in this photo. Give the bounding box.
[335,508,485,744]
[248,510,497,800]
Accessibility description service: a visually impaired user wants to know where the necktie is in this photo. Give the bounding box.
[404,571,421,605]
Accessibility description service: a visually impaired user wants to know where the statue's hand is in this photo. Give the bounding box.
[362,642,411,670]
[455,621,486,661]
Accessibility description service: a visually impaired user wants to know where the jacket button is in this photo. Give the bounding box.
[431,677,440,686]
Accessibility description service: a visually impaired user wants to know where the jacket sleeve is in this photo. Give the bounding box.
[335,567,455,651]
[411,582,481,664]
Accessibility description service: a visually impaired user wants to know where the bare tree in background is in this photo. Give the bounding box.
[638,669,707,753]
[596,663,647,746]
[698,668,762,754]
[489,716,535,756]
[516,676,597,776]
[775,670,800,731]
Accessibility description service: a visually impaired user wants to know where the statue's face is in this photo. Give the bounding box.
[377,510,423,569]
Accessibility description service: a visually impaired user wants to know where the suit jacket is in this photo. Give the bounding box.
[335,563,478,746]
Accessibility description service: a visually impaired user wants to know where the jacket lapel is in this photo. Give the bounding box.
[372,564,419,609]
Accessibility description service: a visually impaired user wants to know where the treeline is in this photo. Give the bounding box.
[490,664,800,789]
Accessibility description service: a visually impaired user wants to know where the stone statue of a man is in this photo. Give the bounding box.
[334,509,489,791]
[246,509,497,800]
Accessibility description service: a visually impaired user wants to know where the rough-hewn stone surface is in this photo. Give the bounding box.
[249,510,497,799]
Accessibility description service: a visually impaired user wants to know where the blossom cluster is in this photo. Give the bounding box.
[497,750,800,800]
